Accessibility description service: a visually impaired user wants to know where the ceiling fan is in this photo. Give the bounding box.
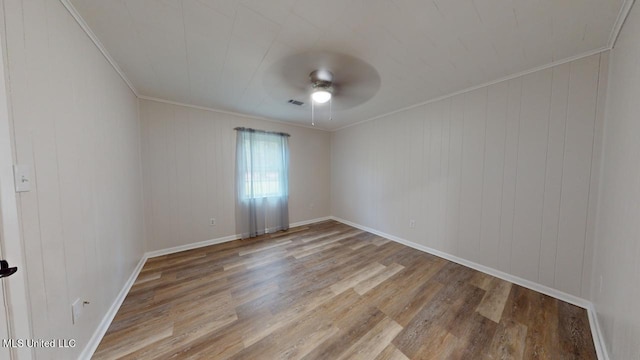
[309,69,334,104]
[309,69,335,126]
[263,51,381,126]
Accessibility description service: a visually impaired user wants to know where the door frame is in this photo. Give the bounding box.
[0,2,34,358]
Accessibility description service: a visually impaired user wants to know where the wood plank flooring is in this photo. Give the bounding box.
[93,220,597,359]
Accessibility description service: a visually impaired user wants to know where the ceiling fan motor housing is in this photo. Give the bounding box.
[310,70,334,93]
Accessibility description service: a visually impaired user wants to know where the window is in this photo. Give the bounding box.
[241,136,286,198]
[235,128,289,200]
[235,127,290,238]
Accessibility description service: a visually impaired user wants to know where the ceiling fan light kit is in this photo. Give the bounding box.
[309,69,334,125]
[311,88,332,103]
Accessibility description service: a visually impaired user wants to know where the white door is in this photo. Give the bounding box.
[0,242,13,359]
[0,145,32,360]
[0,0,11,354]
[0,7,33,358]
[0,268,10,360]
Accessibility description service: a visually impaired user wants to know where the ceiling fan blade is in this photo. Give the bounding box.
[330,73,380,109]
[262,51,381,110]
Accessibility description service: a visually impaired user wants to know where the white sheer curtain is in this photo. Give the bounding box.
[235,128,289,239]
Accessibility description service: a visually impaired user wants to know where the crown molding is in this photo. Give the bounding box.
[59,0,139,97]
[60,0,629,134]
[608,0,636,49]
[334,46,610,132]
[337,2,640,135]
[138,96,330,132]
[58,0,325,132]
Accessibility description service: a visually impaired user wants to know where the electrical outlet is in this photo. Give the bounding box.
[409,219,416,228]
[599,275,603,293]
[72,299,82,324]
[209,218,216,226]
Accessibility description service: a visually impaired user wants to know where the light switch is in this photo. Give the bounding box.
[13,164,32,192]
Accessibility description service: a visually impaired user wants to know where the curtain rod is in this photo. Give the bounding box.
[234,127,290,137]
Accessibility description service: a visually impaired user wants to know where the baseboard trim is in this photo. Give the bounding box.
[79,216,609,360]
[290,216,331,228]
[587,303,610,360]
[79,216,331,359]
[79,256,146,360]
[145,234,241,259]
[330,216,610,360]
[145,216,331,259]
[330,216,588,306]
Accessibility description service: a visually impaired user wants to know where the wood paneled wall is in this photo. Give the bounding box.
[3,0,145,358]
[140,99,331,252]
[331,53,606,298]
[591,3,640,358]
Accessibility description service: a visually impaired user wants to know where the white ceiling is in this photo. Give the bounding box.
[69,0,625,130]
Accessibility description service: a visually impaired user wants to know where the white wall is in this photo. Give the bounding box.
[140,99,331,252]
[591,3,640,358]
[3,0,145,359]
[332,53,606,298]
[2,1,631,359]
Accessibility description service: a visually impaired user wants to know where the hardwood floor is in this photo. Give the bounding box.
[93,221,597,359]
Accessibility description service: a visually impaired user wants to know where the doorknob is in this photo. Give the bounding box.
[0,260,17,279]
